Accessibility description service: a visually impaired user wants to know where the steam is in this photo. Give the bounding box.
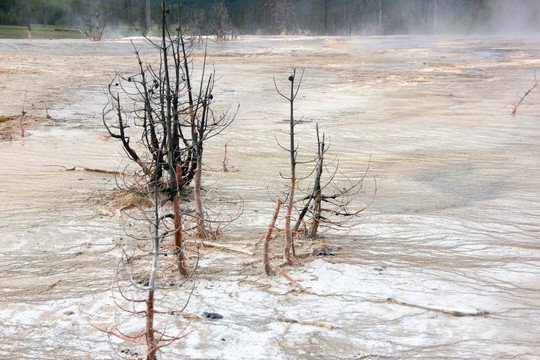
[4,0,540,38]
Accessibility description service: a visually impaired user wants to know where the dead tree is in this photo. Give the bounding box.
[292,124,376,239]
[207,0,238,41]
[262,70,375,274]
[83,4,105,41]
[274,69,304,265]
[103,1,235,242]
[103,159,196,359]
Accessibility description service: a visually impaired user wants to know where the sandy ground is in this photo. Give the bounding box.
[1,35,540,359]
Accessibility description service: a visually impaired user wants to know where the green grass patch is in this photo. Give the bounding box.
[0,24,86,39]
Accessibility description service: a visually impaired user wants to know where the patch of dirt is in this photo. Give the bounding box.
[0,113,53,141]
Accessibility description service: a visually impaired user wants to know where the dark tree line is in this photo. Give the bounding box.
[0,0,150,29]
[1,0,539,35]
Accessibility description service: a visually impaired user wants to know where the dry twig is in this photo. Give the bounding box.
[512,78,539,116]
[270,263,304,290]
[190,240,253,256]
[386,298,489,317]
[278,317,334,330]
[19,90,27,138]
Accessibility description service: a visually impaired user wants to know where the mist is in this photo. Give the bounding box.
[2,0,540,38]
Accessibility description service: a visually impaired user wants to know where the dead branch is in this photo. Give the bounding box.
[222,142,230,172]
[19,90,27,138]
[187,239,253,256]
[43,164,121,175]
[263,199,282,275]
[270,263,304,290]
[386,298,489,317]
[278,317,334,330]
[78,166,122,175]
[512,78,538,116]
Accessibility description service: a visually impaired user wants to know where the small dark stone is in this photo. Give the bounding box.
[203,312,223,320]
[314,247,339,256]
[221,338,226,341]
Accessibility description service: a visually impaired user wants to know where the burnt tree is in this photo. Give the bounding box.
[273,69,304,265]
[262,70,375,274]
[103,1,234,243]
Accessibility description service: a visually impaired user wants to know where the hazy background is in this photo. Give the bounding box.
[1,0,539,37]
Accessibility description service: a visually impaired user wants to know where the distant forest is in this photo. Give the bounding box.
[1,0,539,36]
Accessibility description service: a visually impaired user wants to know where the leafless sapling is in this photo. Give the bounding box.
[262,70,375,274]
[273,69,304,265]
[103,158,196,360]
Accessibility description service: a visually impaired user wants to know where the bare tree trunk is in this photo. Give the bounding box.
[146,0,152,37]
[433,0,438,33]
[174,163,188,275]
[19,90,27,138]
[193,68,213,239]
[146,180,160,360]
[378,0,383,35]
[307,124,324,239]
[274,69,303,264]
[161,7,177,193]
[284,72,297,264]
[194,151,210,237]
[145,289,156,360]
[263,199,281,275]
[324,0,329,33]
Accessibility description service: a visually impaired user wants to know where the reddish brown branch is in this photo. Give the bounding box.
[270,263,304,290]
[263,199,282,275]
[146,289,157,360]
